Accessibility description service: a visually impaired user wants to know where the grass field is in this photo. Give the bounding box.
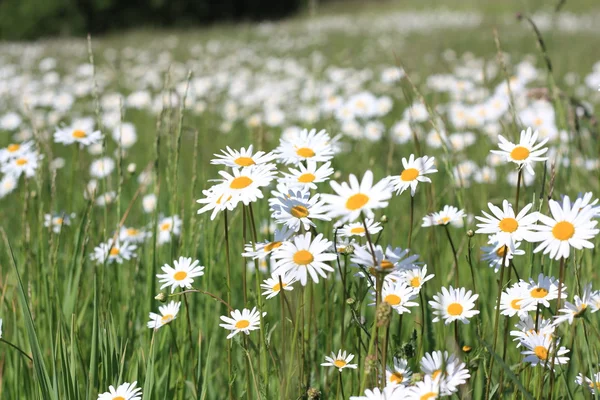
[2,0,600,399]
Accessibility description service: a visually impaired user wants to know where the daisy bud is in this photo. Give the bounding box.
[343,244,355,255]
[380,215,388,224]
[127,163,136,174]
[376,301,392,327]
[410,372,423,384]
[346,298,355,305]
[307,387,321,399]
[466,229,474,237]
[155,292,167,303]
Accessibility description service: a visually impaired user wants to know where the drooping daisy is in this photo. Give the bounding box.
[553,283,594,326]
[521,332,569,369]
[97,381,142,400]
[260,274,296,299]
[481,236,526,272]
[271,232,336,286]
[420,351,471,396]
[219,307,264,339]
[157,256,205,293]
[0,141,34,163]
[147,301,181,329]
[352,244,420,277]
[217,164,276,206]
[271,189,330,231]
[90,238,137,264]
[421,205,465,227]
[276,128,335,165]
[322,170,392,223]
[119,226,150,244]
[242,225,294,260]
[211,145,278,168]
[55,123,103,147]
[521,273,566,309]
[499,281,536,317]
[531,195,599,260]
[490,127,548,175]
[475,200,539,250]
[320,350,358,372]
[429,286,479,324]
[376,280,419,314]
[398,265,435,291]
[157,215,182,245]
[385,357,413,387]
[1,150,40,178]
[43,212,74,233]
[338,218,383,238]
[281,160,334,190]
[388,154,437,197]
[575,373,600,394]
[510,314,556,347]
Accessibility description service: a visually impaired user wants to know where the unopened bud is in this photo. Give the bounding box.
[380,215,388,224]
[346,297,355,305]
[343,244,355,255]
[155,292,167,302]
[466,229,474,237]
[127,163,136,174]
[307,387,321,399]
[376,301,392,327]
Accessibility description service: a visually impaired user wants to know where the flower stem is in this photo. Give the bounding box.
[408,195,415,248]
[223,210,234,400]
[443,224,459,287]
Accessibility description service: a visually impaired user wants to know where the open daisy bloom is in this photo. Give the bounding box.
[218,164,276,207]
[242,225,294,260]
[352,244,420,277]
[350,386,404,400]
[90,238,137,265]
[490,127,548,175]
[429,286,479,325]
[276,128,335,165]
[97,381,142,400]
[147,301,181,329]
[260,274,296,299]
[322,170,392,223]
[531,195,599,260]
[219,307,264,339]
[385,357,413,387]
[499,281,536,318]
[420,350,471,396]
[388,154,437,197]
[339,218,383,238]
[1,150,41,178]
[421,205,465,227]
[157,256,205,293]
[576,372,600,394]
[271,188,330,232]
[0,140,34,163]
[376,280,419,314]
[553,283,596,326]
[406,375,440,399]
[211,145,277,168]
[481,236,525,273]
[520,273,566,309]
[157,215,182,245]
[54,123,103,147]
[271,232,336,286]
[521,332,569,370]
[281,160,335,190]
[475,200,539,251]
[320,349,358,371]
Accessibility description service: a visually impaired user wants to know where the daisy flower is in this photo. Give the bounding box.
[260,274,296,299]
[43,212,74,233]
[510,314,555,347]
[490,127,548,175]
[420,351,470,395]
[219,307,264,339]
[475,200,539,250]
[271,232,336,286]
[217,164,276,206]
[0,174,18,198]
[0,141,34,163]
[281,160,334,190]
[211,145,277,167]
[388,154,437,197]
[242,225,294,260]
[521,273,566,309]
[276,128,335,165]
[500,282,536,317]
[385,357,413,387]
[429,286,479,325]
[521,332,569,369]
[157,256,205,293]
[350,386,404,400]
[553,283,594,326]
[119,226,150,244]
[322,170,392,223]
[576,373,600,394]
[421,205,465,227]
[90,239,137,264]
[271,189,330,231]
[196,183,236,220]
[1,150,40,178]
[352,244,420,277]
[376,280,419,314]
[97,381,141,400]
[90,157,116,178]
[55,124,103,147]
[531,195,599,260]
[157,215,182,245]
[406,375,440,399]
[320,349,358,371]
[147,301,181,329]
[338,218,383,238]
[398,265,434,291]
[481,236,525,272]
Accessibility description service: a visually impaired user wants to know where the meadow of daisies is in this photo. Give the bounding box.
[3,1,600,399]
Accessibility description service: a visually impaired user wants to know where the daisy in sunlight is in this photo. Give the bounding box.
[421,205,465,227]
[490,127,548,175]
[321,350,358,371]
[260,274,296,299]
[429,286,479,324]
[0,141,34,163]
[90,238,136,264]
[376,280,419,314]
[338,218,382,238]
[219,307,265,339]
[276,128,335,165]
[281,160,334,190]
[475,200,539,250]
[55,122,103,147]
[157,215,182,245]
[521,332,569,370]
[271,188,330,231]
[211,145,277,167]
[147,301,181,329]
[217,164,276,206]
[388,154,437,196]
[97,381,141,400]
[242,225,294,260]
[157,256,204,293]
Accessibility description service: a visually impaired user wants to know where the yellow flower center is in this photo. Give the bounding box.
[384,294,401,306]
[401,168,419,181]
[298,173,316,183]
[230,176,253,189]
[109,247,120,256]
[15,158,28,166]
[552,221,575,241]
[499,217,518,233]
[438,216,451,224]
[264,241,283,252]
[432,370,442,380]
[291,205,309,218]
[296,147,315,158]
[447,303,464,316]
[510,146,530,161]
[533,117,543,127]
[410,277,421,288]
[234,156,255,166]
[345,193,369,210]
[161,314,174,324]
[334,359,347,368]
[496,245,507,257]
[7,143,19,152]
[127,228,139,235]
[72,129,87,139]
[293,250,314,265]
[113,397,126,400]
[235,320,250,329]
[54,217,63,225]
[420,392,437,400]
[390,372,404,384]
[174,271,188,281]
[272,283,287,292]
[510,299,522,310]
[530,287,548,298]
[534,345,548,361]
[380,259,394,269]
[350,227,365,234]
